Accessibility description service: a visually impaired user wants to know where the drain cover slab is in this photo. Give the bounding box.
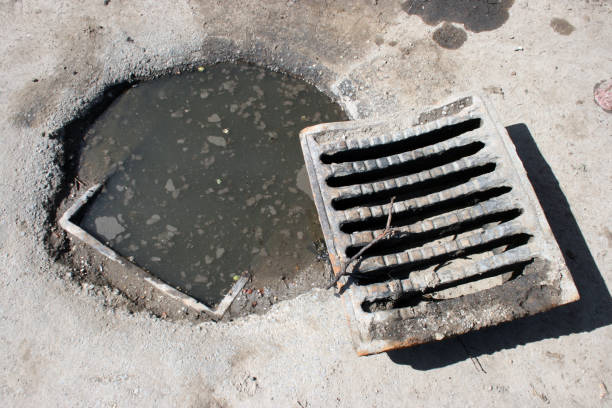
[300,95,579,355]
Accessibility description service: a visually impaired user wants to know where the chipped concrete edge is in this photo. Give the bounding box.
[58,183,247,320]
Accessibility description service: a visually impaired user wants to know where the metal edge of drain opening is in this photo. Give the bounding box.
[299,93,580,356]
[59,183,248,320]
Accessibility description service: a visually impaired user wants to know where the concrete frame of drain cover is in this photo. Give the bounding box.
[59,183,248,319]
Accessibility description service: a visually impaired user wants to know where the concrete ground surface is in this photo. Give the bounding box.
[1,0,611,406]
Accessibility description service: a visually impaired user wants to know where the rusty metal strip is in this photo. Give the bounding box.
[59,183,247,320]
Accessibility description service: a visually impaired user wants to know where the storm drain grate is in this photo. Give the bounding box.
[299,95,579,355]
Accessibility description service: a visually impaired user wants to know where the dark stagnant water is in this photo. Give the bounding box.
[77,63,347,306]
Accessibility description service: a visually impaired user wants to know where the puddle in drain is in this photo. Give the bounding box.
[77,63,346,306]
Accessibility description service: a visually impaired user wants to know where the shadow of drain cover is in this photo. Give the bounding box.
[58,63,346,319]
[299,94,579,355]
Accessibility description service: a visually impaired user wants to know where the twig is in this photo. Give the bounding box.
[74,176,86,190]
[458,337,487,374]
[327,197,396,290]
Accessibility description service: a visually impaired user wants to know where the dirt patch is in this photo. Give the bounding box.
[432,23,468,50]
[550,18,575,35]
[403,0,514,33]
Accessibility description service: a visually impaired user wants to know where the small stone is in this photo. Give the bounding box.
[594,79,612,112]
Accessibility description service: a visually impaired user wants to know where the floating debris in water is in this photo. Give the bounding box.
[207,113,221,123]
[207,136,227,147]
[94,216,125,241]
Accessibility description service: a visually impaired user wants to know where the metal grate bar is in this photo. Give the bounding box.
[326,133,482,180]
[339,174,508,225]
[319,116,480,159]
[356,245,535,300]
[357,221,528,273]
[348,196,520,247]
[332,154,497,204]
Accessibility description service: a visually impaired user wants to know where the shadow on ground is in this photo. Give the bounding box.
[387,123,612,370]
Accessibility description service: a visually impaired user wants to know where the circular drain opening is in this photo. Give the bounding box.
[54,63,347,320]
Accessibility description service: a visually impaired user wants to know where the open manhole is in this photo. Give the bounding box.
[300,95,579,355]
[58,63,346,319]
